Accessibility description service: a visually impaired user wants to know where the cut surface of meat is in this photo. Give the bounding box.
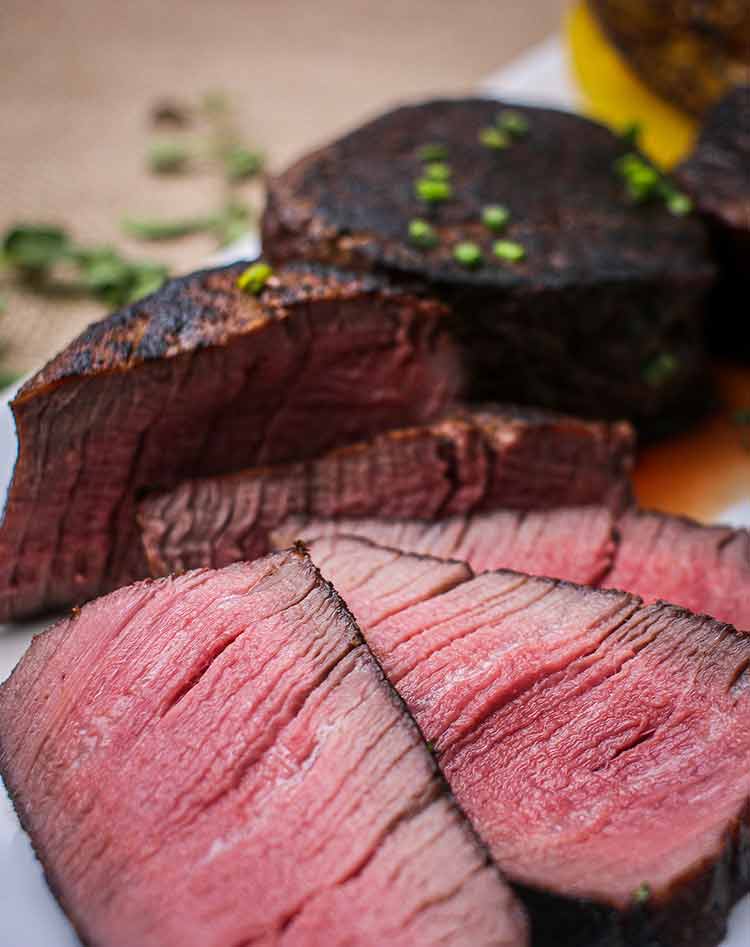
[306,534,750,947]
[0,549,526,947]
[139,406,632,577]
[606,509,750,630]
[263,98,715,431]
[0,260,460,621]
[274,506,617,587]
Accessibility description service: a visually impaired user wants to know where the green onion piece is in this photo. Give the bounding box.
[642,352,678,387]
[222,145,264,182]
[237,261,273,295]
[620,121,643,148]
[424,161,452,181]
[666,192,693,216]
[453,241,483,267]
[2,225,71,270]
[415,178,452,203]
[632,883,651,905]
[493,239,525,262]
[147,140,191,174]
[408,218,438,249]
[497,109,529,137]
[121,216,217,241]
[417,143,448,162]
[482,204,510,233]
[479,127,510,150]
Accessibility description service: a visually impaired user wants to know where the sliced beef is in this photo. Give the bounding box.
[606,509,750,630]
[675,86,750,355]
[0,260,460,621]
[274,507,617,587]
[138,407,632,576]
[0,549,526,947]
[262,98,715,432]
[306,534,750,947]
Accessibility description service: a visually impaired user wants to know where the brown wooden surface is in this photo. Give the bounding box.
[0,0,563,376]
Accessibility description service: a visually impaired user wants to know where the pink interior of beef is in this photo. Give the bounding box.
[0,551,525,947]
[307,535,750,909]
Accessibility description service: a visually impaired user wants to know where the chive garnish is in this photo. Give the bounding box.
[666,192,693,216]
[497,109,529,137]
[417,143,448,162]
[424,161,452,181]
[493,240,525,262]
[453,242,483,267]
[482,204,510,233]
[415,178,452,203]
[408,219,438,249]
[632,883,651,905]
[479,126,510,150]
[237,262,273,295]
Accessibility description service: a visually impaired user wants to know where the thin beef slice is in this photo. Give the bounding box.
[0,260,459,621]
[139,407,632,576]
[0,549,526,947]
[306,534,750,947]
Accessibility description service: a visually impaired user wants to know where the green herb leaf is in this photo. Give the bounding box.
[423,161,452,181]
[415,178,452,203]
[417,143,448,162]
[237,261,273,295]
[147,139,191,174]
[408,218,438,249]
[222,144,264,182]
[493,239,526,262]
[497,109,529,137]
[453,242,483,267]
[121,215,218,241]
[632,883,651,905]
[479,126,510,150]
[2,225,71,270]
[666,192,693,216]
[643,352,679,387]
[482,204,510,233]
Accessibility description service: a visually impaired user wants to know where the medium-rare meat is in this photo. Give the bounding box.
[262,98,715,432]
[675,86,750,355]
[0,548,527,947]
[0,260,459,621]
[606,509,750,630]
[306,534,750,947]
[275,506,750,632]
[274,506,617,587]
[138,406,632,576]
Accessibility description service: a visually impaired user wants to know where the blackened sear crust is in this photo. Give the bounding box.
[263,98,716,433]
[676,86,750,356]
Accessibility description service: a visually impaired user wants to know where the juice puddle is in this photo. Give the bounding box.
[634,363,750,524]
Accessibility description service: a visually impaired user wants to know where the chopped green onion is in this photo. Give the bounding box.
[632,883,651,905]
[479,126,510,150]
[222,144,264,182]
[482,204,510,233]
[2,225,70,270]
[620,121,643,148]
[424,161,452,181]
[453,241,483,267]
[237,261,273,295]
[408,218,438,249]
[415,178,452,203]
[121,215,217,241]
[417,143,448,162]
[642,352,678,387]
[147,139,191,174]
[497,109,529,137]
[493,240,526,262]
[666,192,693,216]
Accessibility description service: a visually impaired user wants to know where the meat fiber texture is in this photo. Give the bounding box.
[0,260,460,622]
[273,506,750,634]
[262,98,716,433]
[0,549,527,947]
[138,405,633,576]
[676,86,750,355]
[306,534,750,947]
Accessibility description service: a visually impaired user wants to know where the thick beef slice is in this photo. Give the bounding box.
[307,535,750,947]
[675,86,750,354]
[139,407,632,576]
[0,261,459,621]
[274,507,618,586]
[263,98,715,431]
[606,509,750,629]
[0,549,526,947]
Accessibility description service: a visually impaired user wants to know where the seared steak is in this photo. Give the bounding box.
[0,549,527,946]
[307,535,750,947]
[0,261,459,621]
[263,98,715,431]
[676,86,750,355]
[138,407,632,576]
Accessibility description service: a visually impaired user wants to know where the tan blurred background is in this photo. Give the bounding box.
[0,0,563,378]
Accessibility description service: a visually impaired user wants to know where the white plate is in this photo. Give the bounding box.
[1,39,749,946]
